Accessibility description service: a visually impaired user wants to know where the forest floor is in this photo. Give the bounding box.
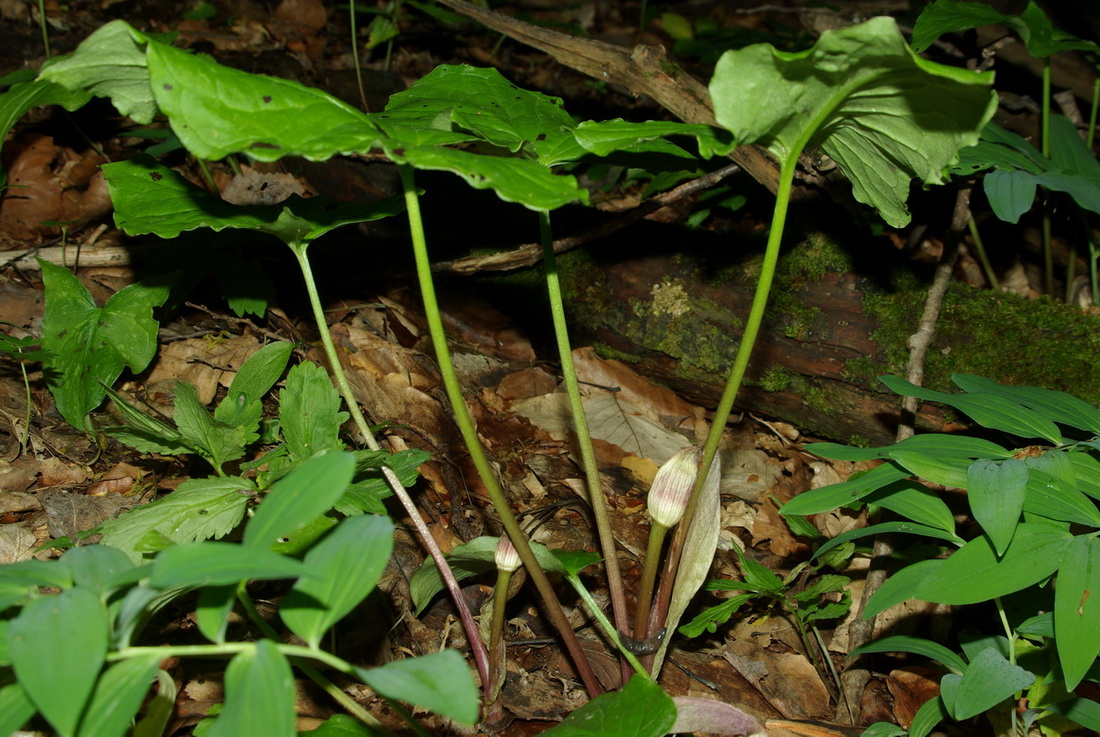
[1,0,1099,735]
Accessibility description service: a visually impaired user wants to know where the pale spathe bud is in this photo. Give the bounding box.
[647,447,702,529]
[494,534,522,573]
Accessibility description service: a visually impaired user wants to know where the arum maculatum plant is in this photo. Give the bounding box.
[0,9,1003,732]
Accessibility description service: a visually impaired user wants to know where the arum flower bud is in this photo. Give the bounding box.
[647,447,701,528]
[494,535,522,573]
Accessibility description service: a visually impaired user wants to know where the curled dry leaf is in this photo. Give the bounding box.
[0,134,110,240]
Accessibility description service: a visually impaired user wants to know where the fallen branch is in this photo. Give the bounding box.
[432,0,781,194]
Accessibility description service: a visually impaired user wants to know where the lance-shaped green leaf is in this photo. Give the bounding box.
[36,20,154,122]
[243,451,355,549]
[354,650,479,725]
[911,0,1100,57]
[1055,536,1100,691]
[8,588,108,736]
[102,156,406,247]
[952,374,1100,434]
[709,16,996,227]
[39,260,171,431]
[913,522,1072,604]
[952,117,1100,224]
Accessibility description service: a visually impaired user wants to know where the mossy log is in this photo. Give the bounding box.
[537,234,1100,446]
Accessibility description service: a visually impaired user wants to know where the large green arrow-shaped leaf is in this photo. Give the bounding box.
[103,155,406,247]
[709,16,996,227]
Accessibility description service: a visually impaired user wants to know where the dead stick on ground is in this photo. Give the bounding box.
[836,183,973,723]
[433,163,742,274]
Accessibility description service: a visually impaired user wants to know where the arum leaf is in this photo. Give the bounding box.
[145,37,380,162]
[37,20,153,122]
[709,16,995,227]
[40,260,171,430]
[379,65,585,166]
[103,156,406,246]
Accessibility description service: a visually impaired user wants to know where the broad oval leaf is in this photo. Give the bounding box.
[539,675,676,737]
[8,588,109,736]
[913,523,1072,604]
[207,641,295,737]
[1055,536,1100,691]
[966,458,1028,555]
[942,647,1034,721]
[244,451,355,549]
[709,16,995,227]
[281,514,394,648]
[355,650,478,725]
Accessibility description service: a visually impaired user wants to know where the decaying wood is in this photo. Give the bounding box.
[519,236,1100,447]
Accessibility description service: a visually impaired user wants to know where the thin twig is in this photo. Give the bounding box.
[835,184,971,724]
[433,163,742,274]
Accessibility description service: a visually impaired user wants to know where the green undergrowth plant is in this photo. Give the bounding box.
[782,374,1100,736]
[912,0,1100,297]
[574,13,996,665]
[0,8,1014,732]
[0,451,479,737]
